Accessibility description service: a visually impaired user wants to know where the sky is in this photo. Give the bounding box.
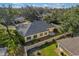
[0,3,79,8]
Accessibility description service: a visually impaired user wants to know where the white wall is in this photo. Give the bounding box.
[57,43,70,56]
[25,31,49,42]
[48,27,55,32]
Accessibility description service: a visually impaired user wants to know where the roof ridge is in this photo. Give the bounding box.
[24,23,32,36]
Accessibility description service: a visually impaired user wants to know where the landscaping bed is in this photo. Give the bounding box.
[25,35,53,46]
[25,32,69,46]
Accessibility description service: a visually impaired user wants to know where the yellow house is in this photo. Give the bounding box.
[16,20,56,42]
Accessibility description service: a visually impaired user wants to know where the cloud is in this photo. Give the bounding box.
[43,4,48,7]
[0,3,79,8]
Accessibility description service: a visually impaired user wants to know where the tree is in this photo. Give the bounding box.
[60,8,79,36]
[0,4,25,56]
[21,6,42,22]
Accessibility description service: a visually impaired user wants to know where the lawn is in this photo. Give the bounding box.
[40,43,58,56]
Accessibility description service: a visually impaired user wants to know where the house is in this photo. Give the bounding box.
[16,20,57,42]
[13,16,25,24]
[57,37,79,56]
[0,16,25,26]
[0,45,7,56]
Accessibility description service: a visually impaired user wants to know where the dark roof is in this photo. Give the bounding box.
[57,37,79,55]
[16,20,53,36]
[25,21,51,36]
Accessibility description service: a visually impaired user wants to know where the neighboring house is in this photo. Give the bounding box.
[1,16,25,26]
[0,45,7,56]
[16,20,56,42]
[13,16,25,24]
[57,37,79,56]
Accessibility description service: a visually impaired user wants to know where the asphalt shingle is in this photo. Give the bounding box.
[25,20,50,36]
[57,37,79,55]
[16,20,53,36]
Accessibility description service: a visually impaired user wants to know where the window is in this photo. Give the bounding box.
[53,28,58,33]
[40,33,43,36]
[44,32,48,35]
[27,36,31,40]
[60,52,66,56]
[33,35,37,39]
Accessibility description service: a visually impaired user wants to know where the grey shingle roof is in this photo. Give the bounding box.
[16,20,53,36]
[57,37,79,55]
[16,23,31,36]
[14,16,25,22]
[25,20,50,36]
[0,47,7,56]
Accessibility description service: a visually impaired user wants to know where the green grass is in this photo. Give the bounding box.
[40,43,58,56]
